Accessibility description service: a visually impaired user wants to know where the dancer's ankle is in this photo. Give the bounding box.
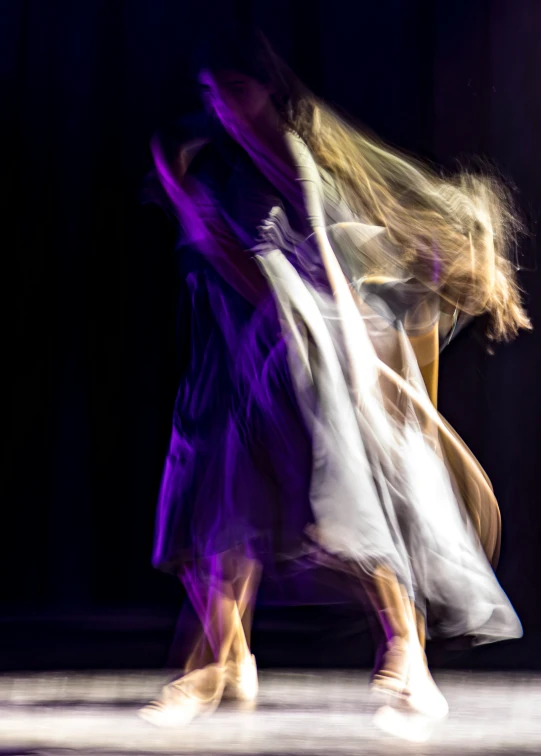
[174,663,224,699]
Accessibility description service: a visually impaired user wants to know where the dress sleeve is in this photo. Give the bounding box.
[152,135,269,307]
[281,130,327,230]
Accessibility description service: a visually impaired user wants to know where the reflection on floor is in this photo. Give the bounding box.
[0,670,539,754]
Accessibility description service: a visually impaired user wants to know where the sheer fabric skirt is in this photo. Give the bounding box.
[253,214,522,644]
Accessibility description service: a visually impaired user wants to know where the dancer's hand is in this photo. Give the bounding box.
[151,134,210,186]
[150,134,217,243]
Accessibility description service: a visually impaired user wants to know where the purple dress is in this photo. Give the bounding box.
[151,140,315,576]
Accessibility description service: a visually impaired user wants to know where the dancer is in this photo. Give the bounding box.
[140,23,529,727]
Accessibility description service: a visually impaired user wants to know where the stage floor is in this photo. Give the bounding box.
[0,670,539,754]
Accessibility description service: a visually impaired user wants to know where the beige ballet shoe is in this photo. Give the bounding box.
[373,669,447,743]
[403,640,448,720]
[373,705,435,743]
[371,636,411,701]
[138,664,226,728]
[371,635,448,721]
[224,654,258,702]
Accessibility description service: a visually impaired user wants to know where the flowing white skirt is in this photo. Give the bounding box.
[254,213,522,645]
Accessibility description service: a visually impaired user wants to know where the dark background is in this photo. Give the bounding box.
[3,0,540,671]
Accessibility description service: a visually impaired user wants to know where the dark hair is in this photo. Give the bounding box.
[192,22,307,122]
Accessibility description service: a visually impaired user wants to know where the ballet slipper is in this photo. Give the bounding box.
[373,647,447,742]
[402,639,448,720]
[371,636,411,702]
[223,654,258,702]
[373,704,435,743]
[372,636,448,720]
[138,663,226,727]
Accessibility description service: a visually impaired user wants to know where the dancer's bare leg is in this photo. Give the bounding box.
[139,551,260,725]
[227,556,261,665]
[178,551,261,700]
[182,554,243,666]
[366,565,413,695]
[183,555,260,672]
[364,565,447,720]
[415,604,426,651]
[221,556,261,702]
[183,633,214,675]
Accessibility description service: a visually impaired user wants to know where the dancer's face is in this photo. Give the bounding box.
[198,69,273,136]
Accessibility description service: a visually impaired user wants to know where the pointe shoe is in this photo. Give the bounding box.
[224,654,258,702]
[371,636,448,721]
[370,636,410,702]
[403,641,448,720]
[372,652,447,743]
[138,664,226,728]
[373,705,434,743]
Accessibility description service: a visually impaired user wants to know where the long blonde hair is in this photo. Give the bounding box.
[198,24,531,341]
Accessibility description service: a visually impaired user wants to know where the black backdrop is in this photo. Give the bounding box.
[3,0,541,670]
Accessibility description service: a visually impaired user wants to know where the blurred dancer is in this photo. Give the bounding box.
[140,24,529,727]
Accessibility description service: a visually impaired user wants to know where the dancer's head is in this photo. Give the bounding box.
[194,23,304,137]
[198,68,273,133]
[193,24,530,341]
